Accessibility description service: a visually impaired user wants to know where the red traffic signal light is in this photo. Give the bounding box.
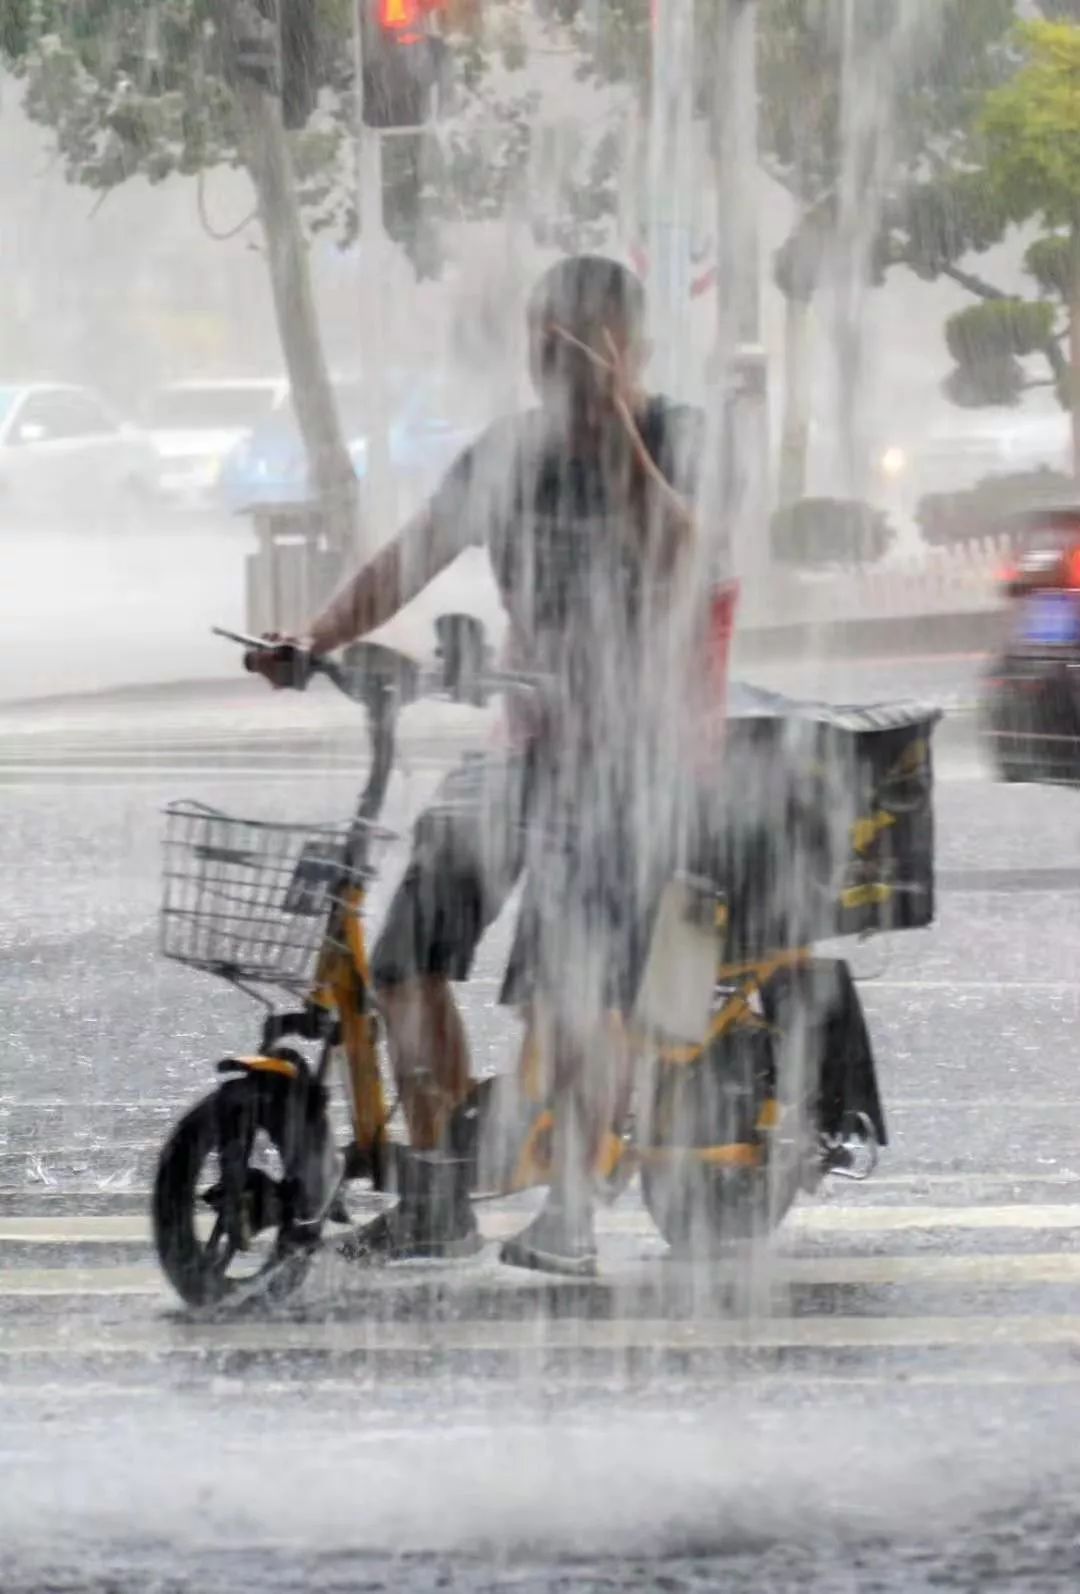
[362,0,448,128]
[380,0,422,39]
[378,0,447,36]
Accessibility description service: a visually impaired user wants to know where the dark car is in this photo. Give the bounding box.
[981,506,1080,782]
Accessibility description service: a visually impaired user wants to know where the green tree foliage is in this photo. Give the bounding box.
[854,12,1080,465]
[0,2,353,205]
[941,299,1056,406]
[765,0,1017,291]
[0,0,33,56]
[1026,234,1073,300]
[0,0,363,544]
[976,19,1080,468]
[981,19,1080,229]
[0,1,562,548]
[760,0,1019,501]
[0,1,558,272]
[917,467,1075,548]
[770,497,896,568]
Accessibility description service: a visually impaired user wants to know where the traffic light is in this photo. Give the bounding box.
[361,0,447,128]
[217,0,320,130]
[280,0,318,130]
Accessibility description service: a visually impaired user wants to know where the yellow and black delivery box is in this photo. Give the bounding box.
[708,696,941,959]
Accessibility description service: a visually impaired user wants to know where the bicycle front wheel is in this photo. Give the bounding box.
[153,1073,319,1308]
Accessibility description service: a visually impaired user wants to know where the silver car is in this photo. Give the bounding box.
[0,383,157,523]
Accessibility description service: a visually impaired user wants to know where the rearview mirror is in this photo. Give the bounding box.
[15,422,47,444]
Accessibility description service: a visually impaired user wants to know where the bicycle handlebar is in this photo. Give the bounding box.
[214,619,549,828]
[216,622,548,710]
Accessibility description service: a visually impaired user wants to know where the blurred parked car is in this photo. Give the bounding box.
[0,383,157,523]
[217,373,484,515]
[143,378,287,508]
[980,504,1080,783]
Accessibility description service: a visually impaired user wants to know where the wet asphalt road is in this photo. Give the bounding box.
[4,715,1080,1591]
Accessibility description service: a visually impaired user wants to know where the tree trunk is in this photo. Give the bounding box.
[1070,220,1080,482]
[777,291,813,506]
[235,80,360,560]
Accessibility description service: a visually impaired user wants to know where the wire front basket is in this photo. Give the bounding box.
[161,801,369,992]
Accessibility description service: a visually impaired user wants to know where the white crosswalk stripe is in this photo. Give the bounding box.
[4,1250,1080,1302]
[5,1201,1080,1247]
[2,1197,1080,1377]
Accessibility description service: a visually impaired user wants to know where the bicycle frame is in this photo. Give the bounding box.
[211,628,919,1209]
[480,719,930,1199]
[219,649,403,1177]
[495,939,817,1197]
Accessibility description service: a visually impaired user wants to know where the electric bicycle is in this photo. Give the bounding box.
[151,619,938,1307]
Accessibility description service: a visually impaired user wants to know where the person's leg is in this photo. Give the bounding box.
[344,753,527,1261]
[375,751,530,1140]
[346,964,480,1261]
[377,974,471,1153]
[499,1009,622,1277]
[498,784,645,1277]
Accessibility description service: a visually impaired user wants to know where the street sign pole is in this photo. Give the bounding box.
[353,2,397,551]
[645,2,697,394]
[712,0,771,609]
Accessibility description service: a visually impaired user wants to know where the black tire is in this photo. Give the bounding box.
[640,1030,803,1255]
[152,1076,317,1309]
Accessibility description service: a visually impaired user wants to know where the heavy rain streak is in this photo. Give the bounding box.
[6,2,1080,1591]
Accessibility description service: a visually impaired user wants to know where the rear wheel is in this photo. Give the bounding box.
[152,1074,321,1308]
[640,1029,804,1255]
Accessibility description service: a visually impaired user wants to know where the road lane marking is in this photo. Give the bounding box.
[0,1216,148,1241]
[6,1203,1080,1246]
[5,1171,1080,1194]
[0,769,440,787]
[792,1204,1080,1232]
[15,1370,1080,1399]
[0,1098,227,1108]
[887,1099,1080,1110]
[863,980,1080,991]
[5,1250,1080,1298]
[0,765,988,788]
[9,1098,1080,1122]
[5,1314,1080,1357]
[0,1266,162,1295]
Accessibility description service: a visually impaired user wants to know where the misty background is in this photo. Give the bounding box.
[0,6,1065,699]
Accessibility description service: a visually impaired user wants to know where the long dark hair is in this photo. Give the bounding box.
[528,256,646,413]
[529,256,645,346]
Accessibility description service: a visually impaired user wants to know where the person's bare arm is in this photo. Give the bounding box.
[304,422,506,655]
[307,506,449,654]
